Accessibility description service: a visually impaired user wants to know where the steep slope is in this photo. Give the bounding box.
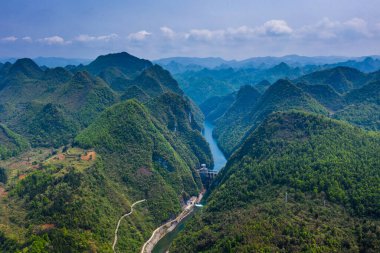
[297,83,345,111]
[0,59,60,104]
[296,66,367,94]
[0,52,201,151]
[254,79,271,93]
[0,124,29,159]
[27,103,79,147]
[200,92,237,122]
[85,52,152,78]
[121,85,151,102]
[128,65,184,97]
[172,112,380,252]
[146,92,213,169]
[54,71,118,126]
[7,58,44,79]
[334,81,380,130]
[214,80,328,156]
[0,68,118,147]
[0,99,209,252]
[75,100,201,207]
[212,85,261,155]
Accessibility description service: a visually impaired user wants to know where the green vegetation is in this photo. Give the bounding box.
[335,81,380,130]
[0,52,211,252]
[176,62,309,104]
[0,167,7,183]
[214,79,328,156]
[27,103,79,147]
[200,92,236,122]
[1,52,380,252]
[296,66,367,94]
[172,112,380,252]
[147,92,212,169]
[0,96,210,251]
[0,52,187,149]
[0,124,29,160]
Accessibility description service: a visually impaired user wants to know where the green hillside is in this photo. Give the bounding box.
[27,103,80,147]
[296,66,367,94]
[334,81,380,130]
[175,63,310,104]
[172,112,380,252]
[214,79,328,156]
[85,52,152,78]
[0,53,186,149]
[0,124,29,160]
[0,98,209,252]
[146,92,212,170]
[297,83,345,111]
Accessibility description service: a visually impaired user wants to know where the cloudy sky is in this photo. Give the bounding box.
[1,0,379,60]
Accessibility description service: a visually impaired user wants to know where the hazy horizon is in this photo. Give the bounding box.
[1,53,380,64]
[1,0,380,60]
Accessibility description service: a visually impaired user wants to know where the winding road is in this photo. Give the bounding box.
[112,199,146,252]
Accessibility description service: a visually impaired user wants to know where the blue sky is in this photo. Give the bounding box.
[1,0,380,60]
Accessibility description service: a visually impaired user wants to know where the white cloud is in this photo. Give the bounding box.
[259,20,293,36]
[298,17,373,40]
[128,30,151,41]
[343,18,371,37]
[22,36,32,42]
[1,36,18,42]
[75,33,118,42]
[38,36,70,45]
[97,33,118,41]
[183,20,292,42]
[185,29,225,41]
[75,34,96,42]
[160,26,176,39]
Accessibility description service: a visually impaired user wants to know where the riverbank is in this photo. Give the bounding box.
[141,192,204,253]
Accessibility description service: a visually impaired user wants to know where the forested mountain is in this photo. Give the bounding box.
[0,124,29,160]
[168,57,380,105]
[0,52,212,252]
[172,112,380,252]
[200,92,237,122]
[295,66,368,94]
[198,66,380,158]
[326,57,380,73]
[213,79,328,156]
[175,62,315,104]
[1,51,379,252]
[334,80,380,130]
[0,52,189,148]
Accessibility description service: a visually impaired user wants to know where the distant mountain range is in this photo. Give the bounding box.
[170,58,380,104]
[0,57,92,67]
[155,55,380,73]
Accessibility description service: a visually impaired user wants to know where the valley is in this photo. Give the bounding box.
[0,51,379,252]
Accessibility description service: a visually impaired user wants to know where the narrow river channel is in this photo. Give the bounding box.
[152,121,227,253]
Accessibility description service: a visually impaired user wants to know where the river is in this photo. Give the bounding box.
[151,121,227,253]
[203,121,227,171]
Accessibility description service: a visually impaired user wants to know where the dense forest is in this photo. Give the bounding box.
[0,51,379,252]
[0,52,212,252]
[172,112,380,252]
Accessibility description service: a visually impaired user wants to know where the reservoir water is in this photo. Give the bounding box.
[151,121,227,253]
